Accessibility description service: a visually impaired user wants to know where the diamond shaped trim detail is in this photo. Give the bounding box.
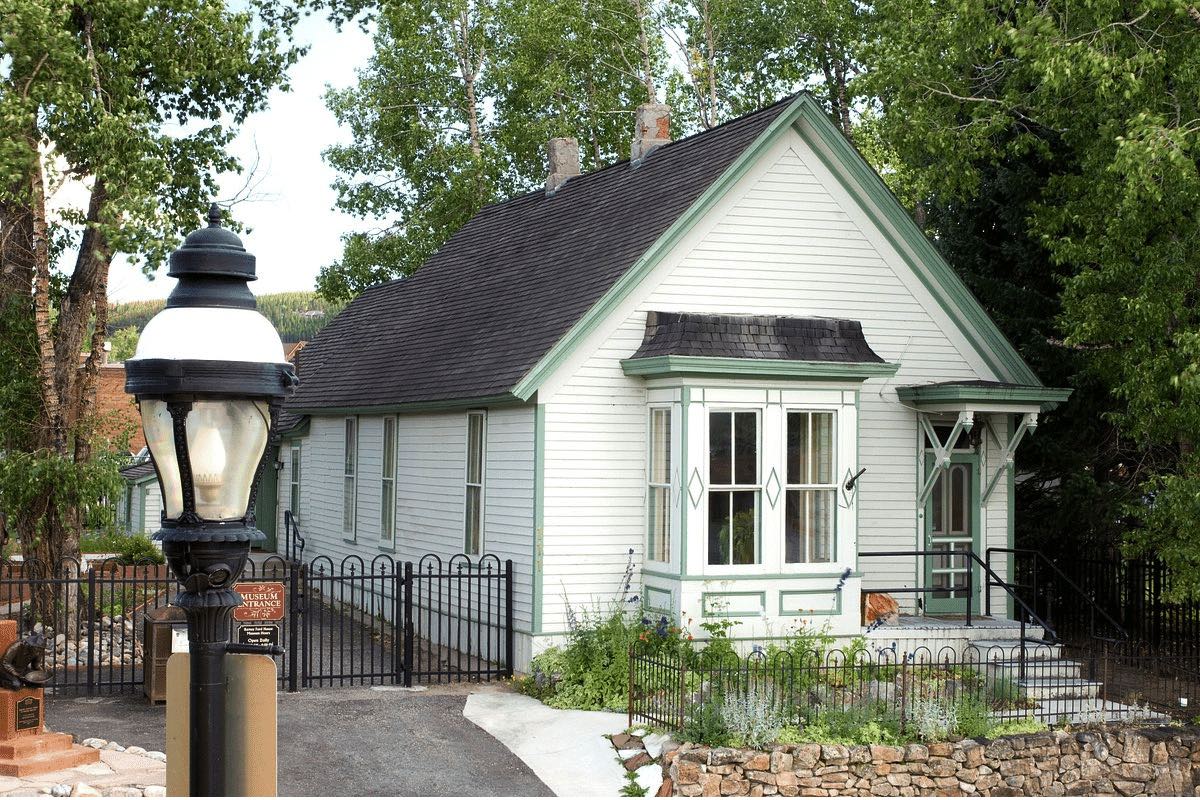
[765,468,782,508]
[688,468,705,509]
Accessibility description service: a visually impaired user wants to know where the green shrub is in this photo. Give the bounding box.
[778,702,909,746]
[116,533,164,565]
[954,695,993,739]
[681,698,731,747]
[721,691,787,749]
[524,609,641,712]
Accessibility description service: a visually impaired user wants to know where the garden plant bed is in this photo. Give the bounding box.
[661,726,1200,796]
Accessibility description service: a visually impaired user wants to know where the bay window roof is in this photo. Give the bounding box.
[621,312,899,380]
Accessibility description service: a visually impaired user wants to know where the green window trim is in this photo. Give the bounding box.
[621,356,899,381]
[897,384,1072,411]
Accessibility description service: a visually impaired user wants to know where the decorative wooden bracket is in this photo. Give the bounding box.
[917,411,974,506]
[981,412,1038,504]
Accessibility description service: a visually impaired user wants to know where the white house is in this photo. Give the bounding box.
[115,459,163,536]
[274,94,1069,668]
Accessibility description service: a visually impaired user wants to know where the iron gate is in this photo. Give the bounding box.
[0,552,512,695]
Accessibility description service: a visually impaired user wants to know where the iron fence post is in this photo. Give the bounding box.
[966,550,973,627]
[398,563,408,690]
[504,559,514,678]
[984,549,992,618]
[402,561,414,688]
[86,568,96,696]
[627,646,635,730]
[287,560,300,693]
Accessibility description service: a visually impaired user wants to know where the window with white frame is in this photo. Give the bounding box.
[707,410,760,565]
[464,411,486,555]
[785,410,836,563]
[647,408,672,562]
[289,444,301,518]
[381,417,396,545]
[342,417,357,537]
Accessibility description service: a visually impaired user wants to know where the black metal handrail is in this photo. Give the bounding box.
[986,546,1128,642]
[284,509,305,563]
[859,548,1058,644]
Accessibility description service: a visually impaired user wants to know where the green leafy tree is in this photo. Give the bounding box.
[0,0,303,568]
[868,0,1200,596]
[107,326,139,363]
[318,0,661,302]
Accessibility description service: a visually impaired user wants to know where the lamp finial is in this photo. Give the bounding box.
[207,203,222,227]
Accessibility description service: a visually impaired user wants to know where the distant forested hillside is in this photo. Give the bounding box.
[108,291,343,342]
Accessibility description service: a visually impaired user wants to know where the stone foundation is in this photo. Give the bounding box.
[663,728,1200,796]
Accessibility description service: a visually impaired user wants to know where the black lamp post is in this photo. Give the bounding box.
[125,204,296,797]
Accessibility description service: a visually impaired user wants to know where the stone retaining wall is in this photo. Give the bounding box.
[664,728,1200,796]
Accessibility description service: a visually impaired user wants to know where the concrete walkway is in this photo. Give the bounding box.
[0,747,165,797]
[463,692,629,797]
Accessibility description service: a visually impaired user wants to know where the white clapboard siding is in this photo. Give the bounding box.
[142,482,163,535]
[539,127,1011,630]
[277,408,535,629]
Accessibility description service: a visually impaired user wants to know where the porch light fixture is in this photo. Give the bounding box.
[125,204,296,797]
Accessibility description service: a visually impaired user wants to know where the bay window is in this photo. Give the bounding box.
[707,410,760,565]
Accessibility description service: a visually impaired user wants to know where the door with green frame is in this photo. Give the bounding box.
[923,453,980,615]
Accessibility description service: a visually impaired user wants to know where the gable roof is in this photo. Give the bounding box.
[289,97,796,412]
[290,94,1039,414]
[630,312,886,364]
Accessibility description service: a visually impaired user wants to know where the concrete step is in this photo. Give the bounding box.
[1017,676,1102,700]
[1024,698,1170,726]
[967,640,1062,660]
[991,658,1082,679]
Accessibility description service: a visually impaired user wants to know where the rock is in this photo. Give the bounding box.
[143,788,166,798]
[635,763,663,796]
[80,739,106,749]
[102,742,125,752]
[54,634,66,646]
[49,785,70,797]
[617,748,643,762]
[33,623,43,634]
[105,789,142,797]
[69,784,100,797]
[643,732,675,760]
[145,752,166,762]
[611,733,640,750]
[124,746,146,756]
[624,752,653,772]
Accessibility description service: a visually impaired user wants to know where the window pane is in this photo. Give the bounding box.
[465,485,481,554]
[381,481,394,541]
[292,447,301,484]
[343,476,355,531]
[709,412,732,485]
[648,486,670,562]
[467,414,484,484]
[731,490,757,564]
[707,492,730,565]
[733,412,757,485]
[382,418,396,479]
[344,419,356,475]
[812,412,834,484]
[650,409,671,484]
[784,490,803,562]
[809,489,833,563]
[787,412,809,485]
[951,465,966,533]
[930,472,945,534]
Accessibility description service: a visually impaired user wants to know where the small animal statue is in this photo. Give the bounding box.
[0,632,51,690]
[862,592,900,628]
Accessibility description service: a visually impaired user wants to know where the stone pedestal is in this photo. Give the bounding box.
[0,621,99,776]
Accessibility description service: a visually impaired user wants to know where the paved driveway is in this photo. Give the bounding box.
[47,686,551,796]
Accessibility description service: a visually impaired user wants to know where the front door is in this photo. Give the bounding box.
[924,455,979,615]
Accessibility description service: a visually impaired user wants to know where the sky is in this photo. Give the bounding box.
[99,15,376,303]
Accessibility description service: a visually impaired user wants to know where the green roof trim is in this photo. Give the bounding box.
[513,93,1042,401]
[621,355,900,381]
[897,383,1072,408]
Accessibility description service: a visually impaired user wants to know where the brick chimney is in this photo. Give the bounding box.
[545,137,580,195]
[631,103,671,163]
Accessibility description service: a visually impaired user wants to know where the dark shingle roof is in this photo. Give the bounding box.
[630,312,885,363]
[289,97,797,411]
[119,460,156,482]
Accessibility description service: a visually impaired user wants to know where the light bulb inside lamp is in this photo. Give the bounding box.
[190,426,228,509]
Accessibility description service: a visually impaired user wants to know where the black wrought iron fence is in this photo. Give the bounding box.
[0,551,512,695]
[629,642,1199,738]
